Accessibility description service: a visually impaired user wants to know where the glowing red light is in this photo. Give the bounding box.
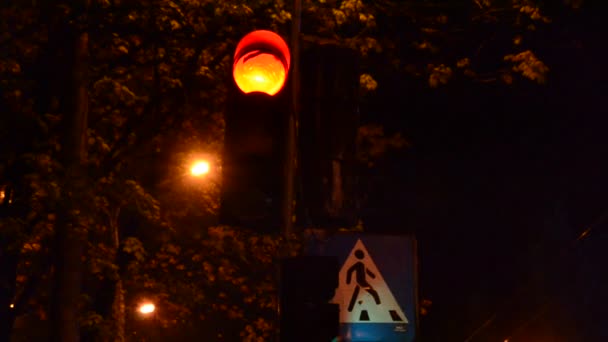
[232,30,290,96]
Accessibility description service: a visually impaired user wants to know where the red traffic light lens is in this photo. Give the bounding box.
[233,30,290,96]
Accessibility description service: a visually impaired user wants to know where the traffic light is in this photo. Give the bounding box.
[220,30,291,231]
[280,256,340,342]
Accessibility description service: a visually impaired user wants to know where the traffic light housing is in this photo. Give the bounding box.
[280,256,340,342]
[298,45,359,229]
[220,30,291,231]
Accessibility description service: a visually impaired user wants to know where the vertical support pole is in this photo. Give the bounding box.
[284,0,302,248]
[112,209,125,342]
[50,29,88,342]
[279,2,302,341]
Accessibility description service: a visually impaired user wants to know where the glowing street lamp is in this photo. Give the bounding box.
[136,301,160,340]
[190,160,211,177]
[138,302,155,315]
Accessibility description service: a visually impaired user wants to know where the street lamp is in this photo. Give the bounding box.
[190,160,211,177]
[138,302,155,315]
[136,301,161,341]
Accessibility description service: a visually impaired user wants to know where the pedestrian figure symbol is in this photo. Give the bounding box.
[346,249,381,312]
[332,239,409,324]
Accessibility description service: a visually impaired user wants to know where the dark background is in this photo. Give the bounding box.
[360,5,607,341]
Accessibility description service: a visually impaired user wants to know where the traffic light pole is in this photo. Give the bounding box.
[283,0,302,251]
[277,3,301,341]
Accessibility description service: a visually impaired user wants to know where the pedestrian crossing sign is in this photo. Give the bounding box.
[332,239,408,324]
[306,233,417,342]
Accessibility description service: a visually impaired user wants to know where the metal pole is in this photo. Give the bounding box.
[284,0,301,248]
[278,3,301,341]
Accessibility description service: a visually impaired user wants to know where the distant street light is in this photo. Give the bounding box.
[138,302,156,315]
[136,301,161,341]
[190,160,211,177]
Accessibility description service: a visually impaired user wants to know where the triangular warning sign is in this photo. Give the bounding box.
[331,239,408,324]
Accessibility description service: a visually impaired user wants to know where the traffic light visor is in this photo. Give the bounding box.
[233,30,290,96]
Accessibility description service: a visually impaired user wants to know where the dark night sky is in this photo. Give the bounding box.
[361,5,608,341]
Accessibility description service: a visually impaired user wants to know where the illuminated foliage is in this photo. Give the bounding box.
[504,50,550,84]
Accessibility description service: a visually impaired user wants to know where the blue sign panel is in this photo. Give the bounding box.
[307,233,418,342]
